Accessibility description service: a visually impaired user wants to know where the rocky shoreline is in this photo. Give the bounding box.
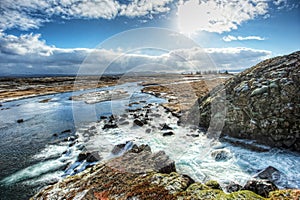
[31,144,299,200]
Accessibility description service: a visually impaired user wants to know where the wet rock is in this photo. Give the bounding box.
[243,179,278,198]
[225,182,243,193]
[161,123,173,130]
[133,119,144,127]
[128,144,151,153]
[145,128,152,133]
[0,103,2,107]
[102,123,118,129]
[254,166,288,187]
[211,149,232,161]
[61,129,71,134]
[52,133,58,137]
[39,98,52,103]
[111,141,132,155]
[86,151,102,162]
[163,131,174,136]
[119,121,129,126]
[187,132,200,137]
[100,115,107,119]
[17,119,24,123]
[77,151,102,162]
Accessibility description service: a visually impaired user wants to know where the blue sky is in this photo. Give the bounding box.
[0,0,299,75]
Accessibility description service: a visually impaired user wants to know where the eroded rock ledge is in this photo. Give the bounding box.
[195,51,300,151]
[31,145,299,200]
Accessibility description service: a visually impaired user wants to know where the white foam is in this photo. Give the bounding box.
[1,159,67,185]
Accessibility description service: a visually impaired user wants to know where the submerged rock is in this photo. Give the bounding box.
[194,51,300,151]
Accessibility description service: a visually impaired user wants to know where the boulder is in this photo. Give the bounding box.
[225,182,243,193]
[161,123,173,130]
[254,166,288,187]
[211,149,232,161]
[102,123,118,129]
[133,119,144,127]
[163,131,175,136]
[243,179,278,198]
[77,151,102,162]
[194,51,300,151]
[17,119,24,123]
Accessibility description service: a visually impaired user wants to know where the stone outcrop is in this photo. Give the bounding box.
[31,144,300,200]
[195,51,300,151]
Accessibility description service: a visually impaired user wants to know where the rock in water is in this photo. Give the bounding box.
[254,166,288,187]
[133,119,144,127]
[194,51,300,151]
[211,149,232,161]
[161,123,173,130]
[243,179,278,198]
[17,119,24,123]
[162,131,175,136]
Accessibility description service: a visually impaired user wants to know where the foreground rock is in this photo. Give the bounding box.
[195,51,300,151]
[31,144,300,200]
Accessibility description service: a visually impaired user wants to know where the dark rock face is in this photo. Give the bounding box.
[254,166,288,187]
[226,182,243,193]
[77,151,102,162]
[243,179,278,198]
[196,51,300,151]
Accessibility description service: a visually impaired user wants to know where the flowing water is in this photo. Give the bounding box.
[0,82,299,199]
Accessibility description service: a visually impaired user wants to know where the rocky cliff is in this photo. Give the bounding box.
[195,51,300,151]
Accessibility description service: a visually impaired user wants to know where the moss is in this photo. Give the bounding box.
[269,189,300,200]
[205,180,222,190]
[190,189,224,200]
[225,190,266,200]
[186,183,210,193]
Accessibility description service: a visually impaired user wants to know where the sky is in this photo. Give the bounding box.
[0,0,299,75]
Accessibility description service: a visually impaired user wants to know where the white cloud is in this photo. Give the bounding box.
[0,0,174,31]
[177,0,269,34]
[0,32,271,75]
[223,35,265,42]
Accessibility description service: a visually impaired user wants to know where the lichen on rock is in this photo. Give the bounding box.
[194,51,300,151]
